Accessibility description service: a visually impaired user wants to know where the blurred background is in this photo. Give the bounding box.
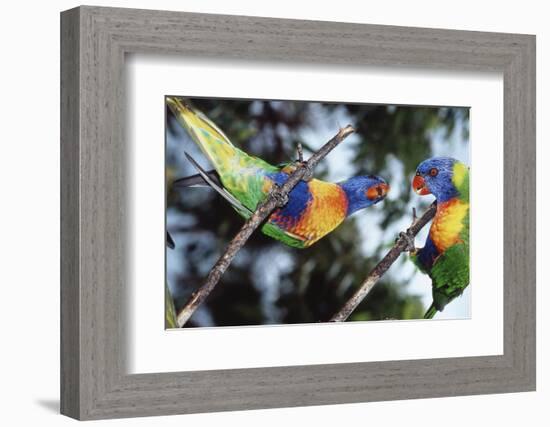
[166,98,469,328]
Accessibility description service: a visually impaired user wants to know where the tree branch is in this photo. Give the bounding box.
[176,125,356,327]
[329,202,437,322]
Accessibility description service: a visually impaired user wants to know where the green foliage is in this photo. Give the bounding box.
[166,99,468,327]
[165,282,177,328]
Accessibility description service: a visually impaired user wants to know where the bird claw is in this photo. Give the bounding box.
[272,185,289,207]
[399,230,417,253]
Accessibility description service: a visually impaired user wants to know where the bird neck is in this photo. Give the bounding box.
[339,182,369,216]
[433,185,459,203]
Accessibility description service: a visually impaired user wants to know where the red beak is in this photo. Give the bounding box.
[412,175,430,195]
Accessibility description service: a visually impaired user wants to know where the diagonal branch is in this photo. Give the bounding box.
[176,125,356,327]
[329,202,437,322]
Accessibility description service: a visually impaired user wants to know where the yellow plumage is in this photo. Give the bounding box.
[452,162,468,189]
[430,198,469,253]
[292,180,348,246]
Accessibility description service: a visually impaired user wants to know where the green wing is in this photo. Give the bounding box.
[184,152,253,218]
[429,242,469,311]
[167,96,278,211]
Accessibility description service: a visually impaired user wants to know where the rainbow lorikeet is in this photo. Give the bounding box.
[409,157,470,319]
[167,97,389,249]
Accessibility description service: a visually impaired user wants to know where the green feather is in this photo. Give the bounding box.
[167,96,278,213]
[429,242,469,311]
[260,223,306,248]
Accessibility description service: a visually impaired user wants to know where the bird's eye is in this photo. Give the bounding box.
[429,168,438,177]
[415,171,421,176]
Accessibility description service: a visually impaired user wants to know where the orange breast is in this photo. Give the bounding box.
[430,198,469,253]
[291,180,348,246]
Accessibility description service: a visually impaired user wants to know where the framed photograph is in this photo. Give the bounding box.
[164,96,470,328]
[61,6,535,420]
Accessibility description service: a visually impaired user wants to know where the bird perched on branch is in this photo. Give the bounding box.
[408,157,470,319]
[166,97,389,249]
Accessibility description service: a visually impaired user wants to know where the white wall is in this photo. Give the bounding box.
[0,0,546,425]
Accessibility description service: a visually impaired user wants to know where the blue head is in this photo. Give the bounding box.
[339,175,389,216]
[412,157,461,202]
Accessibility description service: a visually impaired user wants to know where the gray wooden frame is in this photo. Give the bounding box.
[60,5,536,420]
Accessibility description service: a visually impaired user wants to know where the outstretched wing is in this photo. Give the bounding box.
[167,97,279,211]
[184,152,253,217]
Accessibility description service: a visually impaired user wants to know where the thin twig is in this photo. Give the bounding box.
[329,202,437,322]
[297,143,304,162]
[176,125,356,327]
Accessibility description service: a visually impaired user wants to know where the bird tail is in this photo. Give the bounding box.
[172,170,221,189]
[166,96,240,174]
[423,303,438,319]
[166,232,175,249]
